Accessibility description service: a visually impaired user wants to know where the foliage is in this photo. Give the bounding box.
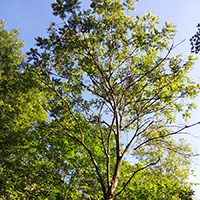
[0,20,58,199]
[190,23,200,54]
[118,138,195,199]
[26,0,200,199]
[1,0,200,199]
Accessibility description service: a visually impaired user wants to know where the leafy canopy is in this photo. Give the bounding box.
[1,0,200,199]
[27,0,200,199]
[0,20,54,199]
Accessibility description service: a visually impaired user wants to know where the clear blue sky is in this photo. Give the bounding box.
[1,0,200,198]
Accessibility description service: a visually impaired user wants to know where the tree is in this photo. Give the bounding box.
[2,0,200,199]
[25,0,200,199]
[0,20,62,199]
[190,23,200,53]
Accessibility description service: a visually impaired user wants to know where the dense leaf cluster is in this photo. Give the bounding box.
[190,23,200,54]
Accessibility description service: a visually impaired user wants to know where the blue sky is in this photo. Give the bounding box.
[1,0,200,198]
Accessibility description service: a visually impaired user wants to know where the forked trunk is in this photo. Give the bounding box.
[105,157,123,200]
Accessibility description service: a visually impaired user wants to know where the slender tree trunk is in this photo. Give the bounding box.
[106,157,123,200]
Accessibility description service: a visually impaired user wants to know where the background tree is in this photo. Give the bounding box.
[0,20,65,199]
[190,23,200,54]
[26,0,200,199]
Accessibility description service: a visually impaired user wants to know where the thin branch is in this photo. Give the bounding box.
[114,158,160,197]
[133,121,200,152]
[52,113,107,196]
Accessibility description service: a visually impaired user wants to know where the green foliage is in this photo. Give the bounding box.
[117,139,195,199]
[1,0,199,199]
[0,20,53,199]
[27,0,199,199]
